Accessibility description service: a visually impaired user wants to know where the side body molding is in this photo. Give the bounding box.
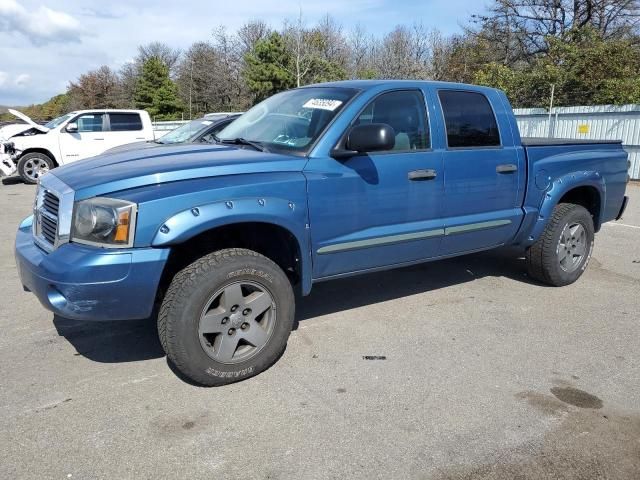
[151,196,313,295]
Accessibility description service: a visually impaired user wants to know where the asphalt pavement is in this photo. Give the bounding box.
[1,179,639,479]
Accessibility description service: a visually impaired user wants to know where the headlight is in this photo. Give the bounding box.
[71,197,137,248]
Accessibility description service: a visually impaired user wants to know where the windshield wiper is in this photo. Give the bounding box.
[219,137,268,152]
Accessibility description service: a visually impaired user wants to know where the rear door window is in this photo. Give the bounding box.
[75,114,105,132]
[438,91,500,148]
[109,113,143,131]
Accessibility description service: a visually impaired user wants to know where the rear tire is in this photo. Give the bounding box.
[526,203,594,286]
[158,248,295,386]
[17,152,54,184]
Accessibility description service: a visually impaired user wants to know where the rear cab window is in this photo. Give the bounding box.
[109,113,143,131]
[438,90,500,148]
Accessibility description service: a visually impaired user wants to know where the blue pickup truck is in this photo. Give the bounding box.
[15,80,630,386]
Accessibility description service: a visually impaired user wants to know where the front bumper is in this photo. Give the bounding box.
[0,152,17,176]
[15,215,170,321]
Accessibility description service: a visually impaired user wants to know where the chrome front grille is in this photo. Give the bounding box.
[32,175,74,253]
[43,191,60,215]
[40,191,60,245]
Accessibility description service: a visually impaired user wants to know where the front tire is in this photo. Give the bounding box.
[158,248,295,386]
[17,152,54,184]
[526,203,594,286]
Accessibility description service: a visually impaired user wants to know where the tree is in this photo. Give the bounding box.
[12,6,640,115]
[137,42,181,75]
[66,66,124,109]
[134,57,182,119]
[176,42,218,117]
[116,42,182,109]
[305,15,348,83]
[244,32,295,101]
[347,24,379,79]
[475,27,640,106]
[282,10,315,87]
[471,0,640,64]
[376,24,434,79]
[314,15,349,72]
[211,27,249,110]
[237,20,271,54]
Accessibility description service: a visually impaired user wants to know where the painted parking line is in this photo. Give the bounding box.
[605,222,640,230]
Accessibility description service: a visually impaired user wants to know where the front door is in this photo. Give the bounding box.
[58,113,107,164]
[305,89,444,279]
[437,89,524,255]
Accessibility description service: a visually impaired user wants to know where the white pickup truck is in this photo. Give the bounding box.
[0,109,154,183]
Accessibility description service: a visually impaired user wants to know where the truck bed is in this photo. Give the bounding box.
[522,137,622,146]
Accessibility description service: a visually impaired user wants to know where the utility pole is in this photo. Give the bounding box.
[189,57,193,120]
[547,84,555,138]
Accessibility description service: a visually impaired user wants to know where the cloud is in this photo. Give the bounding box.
[0,71,30,89]
[15,73,30,87]
[0,0,482,105]
[79,7,124,20]
[0,0,84,45]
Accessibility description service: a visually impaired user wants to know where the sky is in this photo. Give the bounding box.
[0,0,484,106]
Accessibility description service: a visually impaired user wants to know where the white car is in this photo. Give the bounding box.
[0,109,154,183]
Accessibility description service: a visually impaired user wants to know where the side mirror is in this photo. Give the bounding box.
[347,123,395,152]
[66,122,78,133]
[332,123,395,159]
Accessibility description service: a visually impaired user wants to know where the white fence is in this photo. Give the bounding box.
[153,120,188,138]
[514,105,640,180]
[154,106,640,180]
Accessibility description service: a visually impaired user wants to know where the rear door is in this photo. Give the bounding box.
[437,89,524,255]
[105,112,146,150]
[58,112,107,163]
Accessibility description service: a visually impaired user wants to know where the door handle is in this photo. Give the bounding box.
[94,138,105,141]
[408,169,437,181]
[496,164,517,174]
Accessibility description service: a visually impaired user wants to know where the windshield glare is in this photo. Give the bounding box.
[217,87,357,154]
[158,117,227,144]
[44,113,74,129]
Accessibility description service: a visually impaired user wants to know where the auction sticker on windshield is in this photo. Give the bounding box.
[303,99,343,111]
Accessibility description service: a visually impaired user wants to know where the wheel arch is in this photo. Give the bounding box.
[523,172,605,246]
[152,195,313,296]
[157,220,309,300]
[557,185,602,229]
[19,148,59,167]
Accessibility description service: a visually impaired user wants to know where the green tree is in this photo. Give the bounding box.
[244,32,295,101]
[541,27,640,105]
[475,27,640,107]
[134,57,182,120]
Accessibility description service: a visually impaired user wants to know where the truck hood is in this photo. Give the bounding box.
[8,109,49,133]
[51,143,308,198]
[104,140,158,155]
[0,123,32,141]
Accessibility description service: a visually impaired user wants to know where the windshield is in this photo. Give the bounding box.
[158,117,225,144]
[44,113,74,129]
[217,87,357,154]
